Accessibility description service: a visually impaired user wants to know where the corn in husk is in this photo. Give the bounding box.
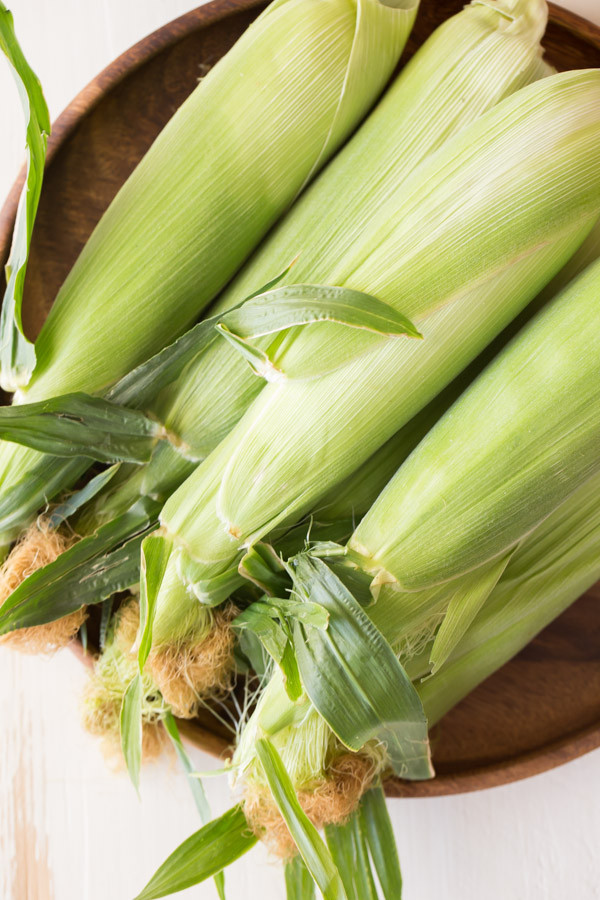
[352,255,600,595]
[0,0,417,547]
[18,0,549,683]
[229,260,600,854]
[151,70,600,646]
[418,469,600,723]
[79,0,551,535]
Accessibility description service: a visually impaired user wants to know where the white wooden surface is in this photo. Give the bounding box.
[1,2,600,898]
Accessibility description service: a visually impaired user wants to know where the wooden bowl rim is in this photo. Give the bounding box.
[1,0,600,798]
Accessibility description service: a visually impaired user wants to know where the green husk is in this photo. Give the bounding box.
[0,0,417,546]
[68,0,553,533]
[0,1,50,388]
[351,256,600,593]
[416,467,600,722]
[0,0,549,649]
[153,70,600,633]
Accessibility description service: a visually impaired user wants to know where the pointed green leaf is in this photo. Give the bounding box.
[217,285,421,379]
[255,738,347,900]
[350,814,379,900]
[107,314,222,409]
[268,596,329,629]
[99,596,114,652]
[360,786,402,900]
[49,463,121,528]
[0,455,88,542]
[219,285,422,341]
[279,640,303,703]
[285,855,316,900]
[163,712,211,822]
[0,1,50,390]
[138,533,173,670]
[324,819,359,900]
[0,498,160,634]
[290,555,433,780]
[0,392,163,462]
[134,806,256,900]
[107,265,295,410]
[121,674,143,794]
[429,550,516,674]
[233,605,289,664]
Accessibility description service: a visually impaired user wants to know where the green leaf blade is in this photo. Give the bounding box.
[138,533,173,670]
[217,285,421,380]
[219,285,422,342]
[255,738,347,900]
[134,806,256,900]
[0,392,162,462]
[121,674,143,794]
[359,786,402,900]
[291,555,433,781]
[0,1,51,390]
[428,550,515,674]
[0,498,160,634]
[285,855,316,900]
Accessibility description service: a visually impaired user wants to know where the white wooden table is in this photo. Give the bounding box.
[1,2,600,898]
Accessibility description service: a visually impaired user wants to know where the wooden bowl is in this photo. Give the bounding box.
[1,0,600,797]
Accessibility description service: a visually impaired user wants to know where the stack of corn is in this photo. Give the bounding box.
[2,1,600,897]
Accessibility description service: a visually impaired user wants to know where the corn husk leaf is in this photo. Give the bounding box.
[359,786,402,900]
[120,673,143,794]
[0,1,50,390]
[98,596,114,652]
[285,856,315,900]
[163,714,227,900]
[217,285,421,380]
[0,392,163,462]
[239,543,289,596]
[163,711,211,823]
[138,533,173,669]
[255,738,347,900]
[352,256,600,591]
[134,806,256,900]
[49,463,121,528]
[325,813,379,900]
[106,266,294,409]
[427,548,516,674]
[289,555,433,780]
[233,604,289,665]
[0,498,159,633]
[0,456,88,546]
[324,819,361,900]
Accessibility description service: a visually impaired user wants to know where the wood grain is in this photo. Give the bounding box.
[0,0,599,801]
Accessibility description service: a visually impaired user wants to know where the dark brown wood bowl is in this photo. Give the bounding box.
[1,0,599,797]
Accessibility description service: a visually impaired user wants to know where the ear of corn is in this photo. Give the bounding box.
[417,467,600,724]
[68,0,553,531]
[152,71,600,626]
[22,0,417,401]
[350,256,600,593]
[0,0,418,546]
[2,0,548,656]
[223,262,600,856]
